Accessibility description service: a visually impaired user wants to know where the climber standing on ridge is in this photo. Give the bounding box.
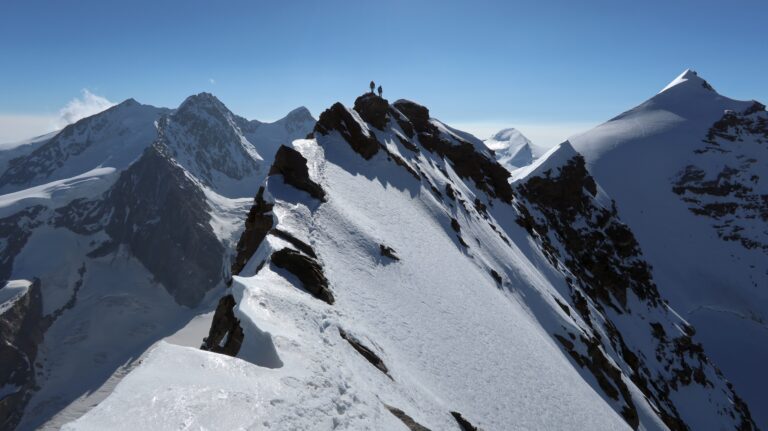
[370,81,375,93]
[377,85,383,97]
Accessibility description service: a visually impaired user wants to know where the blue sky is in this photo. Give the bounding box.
[1,0,766,145]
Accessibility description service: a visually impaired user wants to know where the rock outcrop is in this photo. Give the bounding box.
[271,248,333,305]
[269,145,326,201]
[201,294,244,356]
[0,280,45,430]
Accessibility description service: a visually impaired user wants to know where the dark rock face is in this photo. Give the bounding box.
[743,100,766,116]
[315,102,380,159]
[270,229,317,259]
[515,153,757,431]
[393,100,513,203]
[353,93,390,130]
[0,207,45,283]
[338,328,390,376]
[271,248,334,304]
[105,144,225,307]
[555,334,638,428]
[60,144,225,307]
[232,187,274,276]
[54,147,224,307]
[450,218,461,233]
[450,411,480,431]
[393,100,430,129]
[517,155,658,309]
[201,294,244,356]
[672,105,767,254]
[269,146,326,201]
[489,269,502,285]
[379,244,399,261]
[0,280,45,431]
[385,405,432,431]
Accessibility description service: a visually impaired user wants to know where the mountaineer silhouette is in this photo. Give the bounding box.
[369,81,375,93]
[377,85,383,97]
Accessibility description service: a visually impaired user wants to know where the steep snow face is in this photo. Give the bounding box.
[0,100,168,194]
[159,94,316,198]
[70,93,756,431]
[570,70,768,426]
[484,127,535,171]
[0,95,313,430]
[158,93,266,197]
[658,69,712,94]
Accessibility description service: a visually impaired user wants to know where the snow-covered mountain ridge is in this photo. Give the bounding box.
[65,90,758,430]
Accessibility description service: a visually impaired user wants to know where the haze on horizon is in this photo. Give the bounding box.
[1,0,766,146]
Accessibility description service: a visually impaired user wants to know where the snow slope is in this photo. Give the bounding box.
[68,93,757,430]
[570,69,768,427]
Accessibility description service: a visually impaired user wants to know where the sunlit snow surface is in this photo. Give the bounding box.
[65,129,636,429]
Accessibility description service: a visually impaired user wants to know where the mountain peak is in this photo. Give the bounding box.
[513,140,578,182]
[177,92,228,113]
[284,106,314,123]
[485,128,532,149]
[659,68,715,94]
[490,127,523,142]
[484,128,534,170]
[118,98,140,107]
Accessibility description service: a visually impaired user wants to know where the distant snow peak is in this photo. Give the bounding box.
[484,127,534,171]
[489,127,528,143]
[177,92,228,114]
[285,106,313,121]
[56,89,115,128]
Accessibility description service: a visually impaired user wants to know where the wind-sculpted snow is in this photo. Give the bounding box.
[71,92,757,430]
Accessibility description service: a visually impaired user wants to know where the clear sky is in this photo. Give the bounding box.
[1,0,766,146]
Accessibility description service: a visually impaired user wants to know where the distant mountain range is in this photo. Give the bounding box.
[0,94,314,430]
[1,71,765,430]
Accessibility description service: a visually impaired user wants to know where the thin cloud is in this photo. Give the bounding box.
[56,89,115,128]
[0,115,57,148]
[0,89,115,147]
[209,78,216,84]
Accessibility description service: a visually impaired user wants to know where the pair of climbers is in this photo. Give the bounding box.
[369,81,383,97]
